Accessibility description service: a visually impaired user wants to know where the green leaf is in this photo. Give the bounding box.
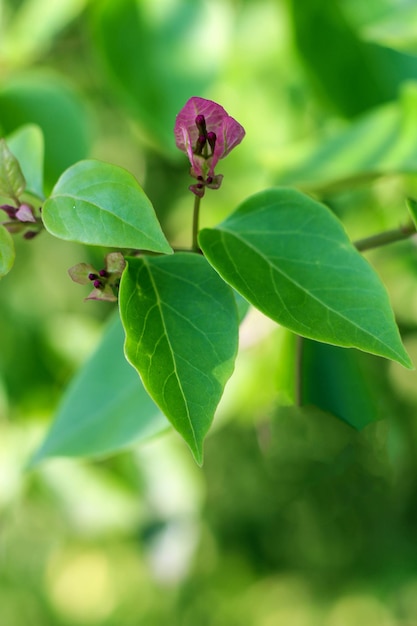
[42,160,173,253]
[0,138,26,199]
[6,125,44,199]
[119,253,239,464]
[301,339,381,430]
[199,188,412,369]
[0,225,15,277]
[30,314,168,465]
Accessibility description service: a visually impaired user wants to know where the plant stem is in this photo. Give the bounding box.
[295,334,304,407]
[354,220,416,252]
[192,194,201,251]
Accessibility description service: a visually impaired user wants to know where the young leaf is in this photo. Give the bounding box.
[6,125,44,199]
[199,188,412,369]
[29,314,168,465]
[0,225,15,277]
[0,138,26,200]
[119,253,239,464]
[42,160,173,253]
[407,197,417,226]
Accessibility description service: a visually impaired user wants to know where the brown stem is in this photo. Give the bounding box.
[354,221,416,252]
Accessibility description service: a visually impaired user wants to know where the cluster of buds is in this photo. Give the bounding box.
[69,252,126,302]
[0,201,41,239]
[175,96,245,197]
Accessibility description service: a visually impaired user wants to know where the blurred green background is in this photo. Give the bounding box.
[2,0,417,623]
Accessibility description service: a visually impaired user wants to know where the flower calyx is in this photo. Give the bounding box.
[69,252,126,302]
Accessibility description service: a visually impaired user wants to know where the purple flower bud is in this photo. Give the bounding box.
[0,204,17,219]
[207,131,216,153]
[194,135,206,155]
[195,114,207,135]
[99,269,109,278]
[88,272,98,281]
[93,279,103,289]
[23,230,38,240]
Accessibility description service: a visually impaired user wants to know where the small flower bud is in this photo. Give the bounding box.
[194,135,206,155]
[195,114,207,136]
[99,269,109,278]
[88,272,98,281]
[207,131,216,153]
[93,279,103,289]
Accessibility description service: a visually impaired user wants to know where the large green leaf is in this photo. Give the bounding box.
[30,314,168,465]
[0,225,15,277]
[6,124,44,199]
[42,160,173,253]
[119,253,239,464]
[199,188,412,368]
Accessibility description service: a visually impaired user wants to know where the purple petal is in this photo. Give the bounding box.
[175,97,245,176]
[15,203,36,223]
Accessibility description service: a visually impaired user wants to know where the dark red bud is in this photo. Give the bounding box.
[23,230,38,240]
[207,176,213,184]
[88,272,98,281]
[93,279,103,289]
[207,131,216,152]
[99,269,109,278]
[195,114,207,135]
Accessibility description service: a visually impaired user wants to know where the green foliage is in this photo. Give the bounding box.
[275,84,417,192]
[2,0,417,623]
[0,73,90,187]
[0,138,26,200]
[30,314,167,464]
[0,225,15,277]
[119,253,239,464]
[91,0,215,153]
[6,125,44,199]
[200,188,411,368]
[42,160,172,252]
[289,0,417,117]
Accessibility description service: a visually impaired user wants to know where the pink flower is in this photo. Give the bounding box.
[174,97,245,197]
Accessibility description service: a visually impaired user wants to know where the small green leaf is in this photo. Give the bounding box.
[199,188,412,369]
[42,160,172,253]
[30,314,168,465]
[0,225,15,277]
[6,125,44,199]
[119,253,239,464]
[0,138,26,200]
[407,197,417,226]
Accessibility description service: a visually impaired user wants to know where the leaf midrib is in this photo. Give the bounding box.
[218,227,403,359]
[143,260,198,450]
